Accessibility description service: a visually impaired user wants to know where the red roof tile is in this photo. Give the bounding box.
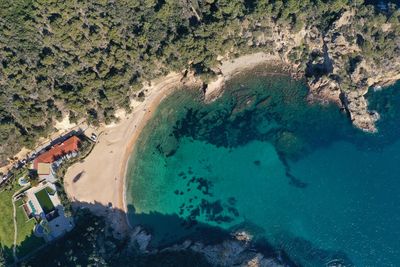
[34,136,80,169]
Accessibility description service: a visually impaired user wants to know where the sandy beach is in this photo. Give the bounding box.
[63,72,195,232]
[63,53,284,233]
[205,52,281,102]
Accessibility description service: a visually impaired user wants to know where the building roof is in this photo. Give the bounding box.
[34,136,80,169]
[37,163,51,175]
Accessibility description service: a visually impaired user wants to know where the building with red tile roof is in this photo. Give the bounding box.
[33,136,81,170]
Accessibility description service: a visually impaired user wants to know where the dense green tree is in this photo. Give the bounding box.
[23,210,210,267]
[0,249,4,267]
[0,0,399,164]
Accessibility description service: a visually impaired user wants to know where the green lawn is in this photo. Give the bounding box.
[34,189,54,214]
[0,180,24,264]
[16,231,45,258]
[0,168,46,263]
[15,195,45,259]
[0,182,21,249]
[15,206,35,245]
[14,198,24,207]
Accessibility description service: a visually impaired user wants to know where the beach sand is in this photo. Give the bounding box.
[205,52,281,102]
[64,72,199,233]
[63,53,284,234]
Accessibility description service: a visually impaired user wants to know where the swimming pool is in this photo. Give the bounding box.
[28,201,37,214]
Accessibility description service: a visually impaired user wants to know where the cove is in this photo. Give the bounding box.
[126,68,400,266]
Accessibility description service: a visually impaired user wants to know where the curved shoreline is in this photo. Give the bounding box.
[64,72,195,233]
[120,54,288,230]
[119,74,195,230]
[64,53,290,234]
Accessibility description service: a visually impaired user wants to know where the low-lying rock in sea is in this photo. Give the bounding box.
[132,227,286,267]
[209,8,400,133]
[233,231,253,243]
[242,253,285,267]
[189,240,286,267]
[345,90,380,133]
[130,226,152,253]
[191,240,248,266]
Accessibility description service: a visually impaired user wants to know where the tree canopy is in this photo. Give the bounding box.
[1,0,399,164]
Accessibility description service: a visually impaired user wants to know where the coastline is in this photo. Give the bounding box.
[63,53,291,234]
[118,73,198,230]
[63,72,196,234]
[205,52,283,102]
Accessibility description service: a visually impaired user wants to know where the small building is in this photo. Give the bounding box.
[37,163,56,183]
[21,181,74,242]
[33,136,81,182]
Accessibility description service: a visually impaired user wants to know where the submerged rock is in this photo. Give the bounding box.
[158,135,179,157]
[130,226,152,253]
[274,131,304,157]
[204,8,400,133]
[189,239,286,267]
[129,227,286,266]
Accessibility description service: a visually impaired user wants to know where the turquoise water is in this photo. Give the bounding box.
[126,70,400,266]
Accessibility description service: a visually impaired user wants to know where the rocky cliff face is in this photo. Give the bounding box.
[216,8,400,133]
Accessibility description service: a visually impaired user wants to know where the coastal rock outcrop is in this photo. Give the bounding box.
[132,228,287,267]
[345,90,380,132]
[129,226,152,253]
[204,75,225,103]
[209,7,400,133]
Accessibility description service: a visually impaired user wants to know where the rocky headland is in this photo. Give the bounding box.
[2,3,400,166]
[205,9,400,133]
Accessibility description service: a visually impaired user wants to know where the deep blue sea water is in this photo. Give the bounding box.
[126,69,400,266]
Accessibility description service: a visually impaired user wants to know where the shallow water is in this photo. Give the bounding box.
[126,70,400,266]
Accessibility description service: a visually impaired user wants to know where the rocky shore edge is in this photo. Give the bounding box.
[203,9,400,133]
[129,227,289,267]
